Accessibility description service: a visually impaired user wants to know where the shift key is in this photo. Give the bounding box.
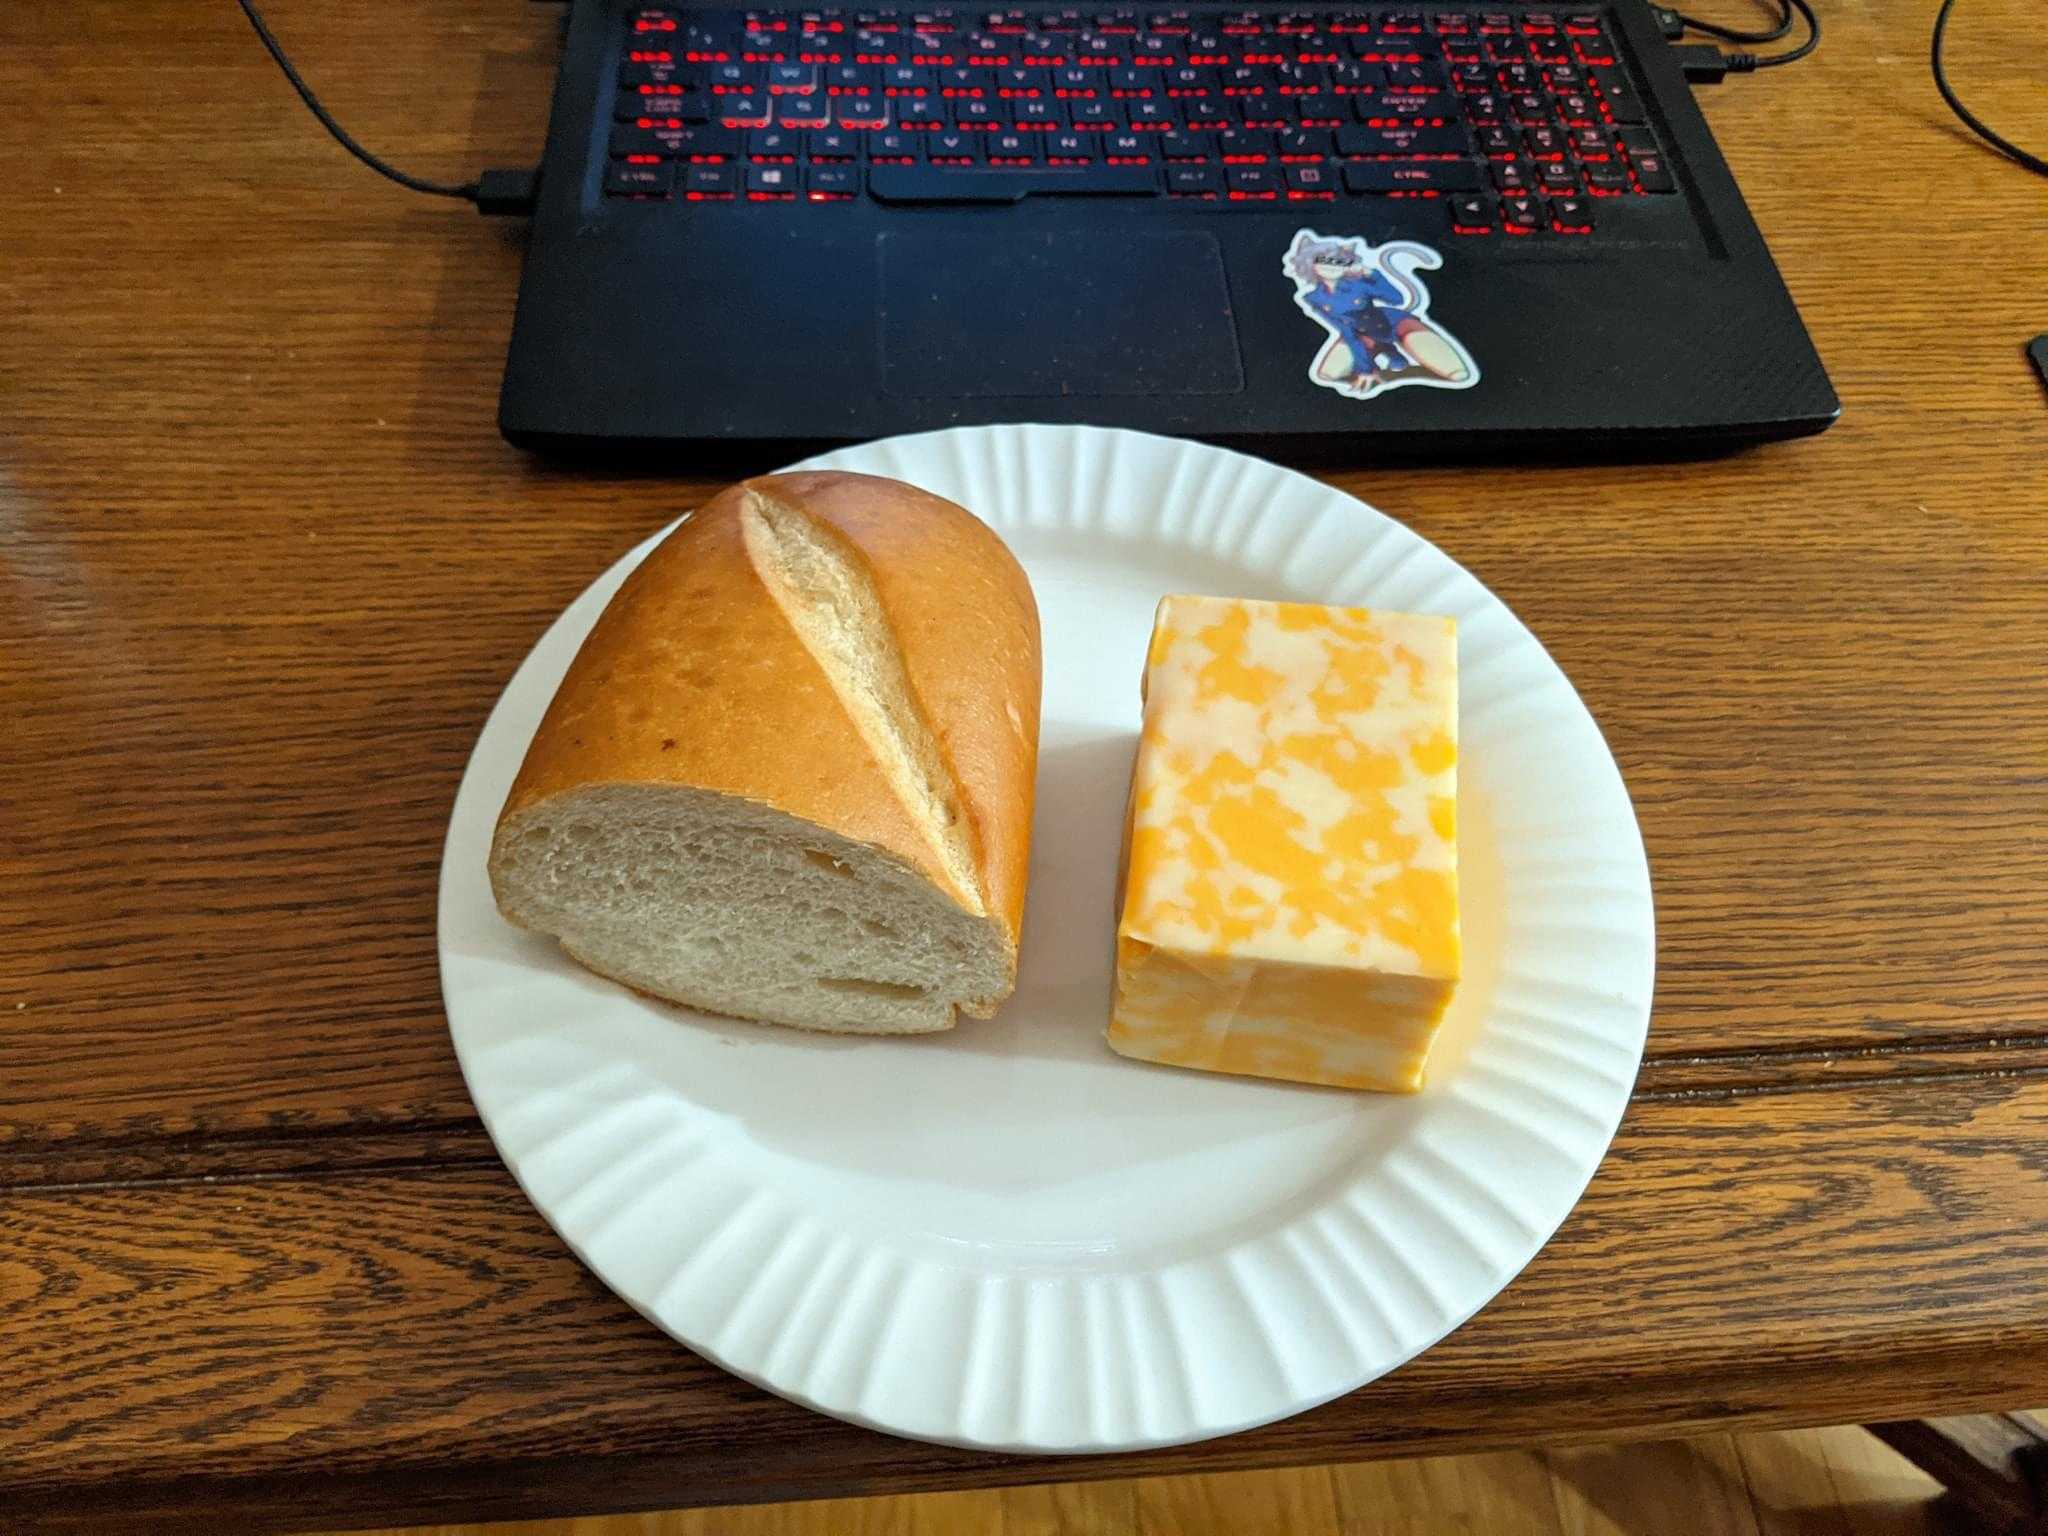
[1336,123,1472,157]
[1343,159,1481,193]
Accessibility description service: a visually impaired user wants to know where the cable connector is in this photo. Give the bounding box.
[475,167,541,217]
[1674,43,1731,83]
[1649,6,1687,39]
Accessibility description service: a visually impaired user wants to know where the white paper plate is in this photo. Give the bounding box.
[439,424,1654,1453]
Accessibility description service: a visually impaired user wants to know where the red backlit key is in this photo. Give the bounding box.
[1215,127,1274,160]
[1617,127,1675,190]
[927,129,984,161]
[1166,161,1220,194]
[1225,164,1278,196]
[836,91,891,123]
[1384,61,1445,90]
[1490,157,1530,191]
[719,92,774,124]
[1105,130,1153,159]
[951,95,1000,122]
[1523,123,1565,158]
[1582,159,1628,192]
[621,58,700,89]
[1160,129,1209,158]
[1462,90,1504,123]
[1570,125,1613,159]
[1624,146,1673,191]
[806,160,864,201]
[1555,90,1597,125]
[1500,192,1542,231]
[610,122,671,156]
[1278,127,1331,157]
[747,160,799,194]
[1334,122,1471,156]
[1591,67,1645,122]
[987,131,1040,161]
[1047,129,1096,159]
[1448,190,1495,229]
[1013,98,1060,122]
[1343,158,1481,192]
[871,129,924,159]
[1476,123,1517,155]
[1289,93,1344,125]
[619,86,712,122]
[605,160,675,196]
[1284,161,1335,193]
[750,127,802,158]
[1549,193,1594,230]
[1357,88,1456,121]
[809,127,863,157]
[1536,157,1578,191]
[776,93,831,124]
[683,162,738,196]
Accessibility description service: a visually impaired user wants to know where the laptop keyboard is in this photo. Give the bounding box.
[607,6,1675,234]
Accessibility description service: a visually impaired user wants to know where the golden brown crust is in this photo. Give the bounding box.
[760,471,1041,951]
[491,471,1041,954]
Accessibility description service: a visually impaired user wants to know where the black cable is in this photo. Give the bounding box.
[1667,0,1795,46]
[234,0,480,201]
[1723,0,1818,69]
[1932,0,2048,176]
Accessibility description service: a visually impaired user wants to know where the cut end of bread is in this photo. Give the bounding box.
[490,785,1015,1034]
[739,485,989,918]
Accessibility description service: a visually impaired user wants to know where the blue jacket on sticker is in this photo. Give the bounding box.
[1285,231,1480,402]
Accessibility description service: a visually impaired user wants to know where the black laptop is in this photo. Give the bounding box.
[498,1,1838,457]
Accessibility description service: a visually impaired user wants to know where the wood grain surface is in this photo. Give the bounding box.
[342,1416,1955,1535]
[3,0,2047,1528]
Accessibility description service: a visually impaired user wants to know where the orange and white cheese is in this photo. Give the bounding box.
[1108,595,1460,1093]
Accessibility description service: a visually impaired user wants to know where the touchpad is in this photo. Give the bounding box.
[878,231,1244,398]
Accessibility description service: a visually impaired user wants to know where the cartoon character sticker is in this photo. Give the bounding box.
[1284,230,1479,401]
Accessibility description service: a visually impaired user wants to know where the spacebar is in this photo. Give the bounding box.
[869,164,1161,203]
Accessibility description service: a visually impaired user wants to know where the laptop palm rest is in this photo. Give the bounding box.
[878,231,1245,399]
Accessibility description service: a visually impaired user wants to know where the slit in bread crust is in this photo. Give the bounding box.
[740,487,988,917]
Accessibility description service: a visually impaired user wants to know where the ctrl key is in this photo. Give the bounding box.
[604,160,675,198]
[806,163,862,200]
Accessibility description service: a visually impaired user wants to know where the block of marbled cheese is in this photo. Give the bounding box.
[1107,595,1460,1092]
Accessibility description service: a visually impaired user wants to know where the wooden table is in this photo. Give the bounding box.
[5,1,2047,1530]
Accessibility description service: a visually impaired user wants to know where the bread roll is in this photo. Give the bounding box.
[489,471,1041,1034]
